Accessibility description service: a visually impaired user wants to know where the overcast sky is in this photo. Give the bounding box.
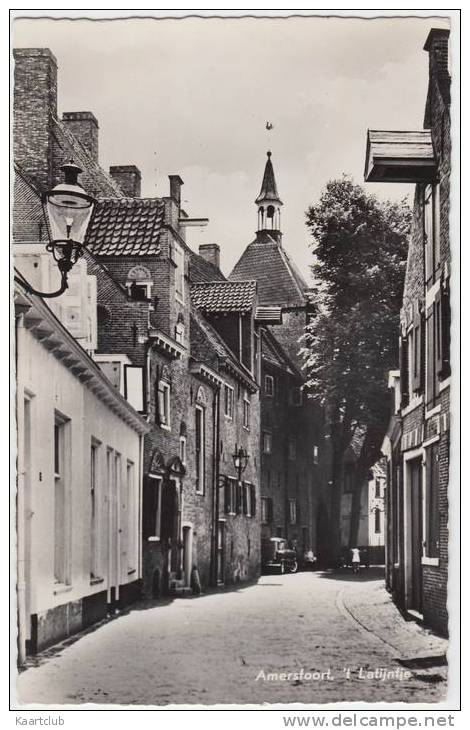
[13,14,451,281]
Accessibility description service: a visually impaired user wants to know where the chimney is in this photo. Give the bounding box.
[13,48,58,191]
[199,244,220,270]
[424,28,450,77]
[62,111,99,162]
[169,175,184,207]
[109,165,142,197]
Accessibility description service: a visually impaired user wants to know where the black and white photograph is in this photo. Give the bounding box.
[10,9,460,713]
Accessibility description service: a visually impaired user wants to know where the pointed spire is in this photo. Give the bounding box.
[255,151,283,206]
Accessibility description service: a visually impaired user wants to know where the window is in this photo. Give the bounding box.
[265,375,274,397]
[174,241,185,302]
[90,441,100,579]
[124,365,145,413]
[288,437,297,460]
[224,477,237,514]
[224,384,234,420]
[423,184,440,286]
[425,443,440,558]
[157,380,171,429]
[54,415,69,585]
[261,497,273,524]
[127,461,136,572]
[179,436,187,466]
[127,281,151,300]
[374,508,381,534]
[175,320,185,344]
[195,405,205,494]
[243,390,250,430]
[263,431,272,454]
[313,445,319,465]
[289,499,297,525]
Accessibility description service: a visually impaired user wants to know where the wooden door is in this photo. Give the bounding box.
[409,459,423,613]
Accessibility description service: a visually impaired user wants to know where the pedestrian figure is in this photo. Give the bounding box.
[351,547,361,574]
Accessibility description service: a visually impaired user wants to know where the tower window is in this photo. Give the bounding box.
[267,205,275,219]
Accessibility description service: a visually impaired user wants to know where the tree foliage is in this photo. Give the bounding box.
[301,177,411,552]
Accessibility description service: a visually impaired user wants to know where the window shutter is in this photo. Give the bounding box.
[154,366,161,426]
[435,289,443,376]
[236,483,242,514]
[242,483,248,515]
[412,310,422,393]
[250,485,256,517]
[426,306,435,408]
[143,477,157,540]
[399,334,409,407]
[267,497,273,524]
[296,501,301,525]
[224,477,231,514]
[441,284,451,377]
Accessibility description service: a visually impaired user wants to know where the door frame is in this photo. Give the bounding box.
[181,522,193,587]
[403,447,424,613]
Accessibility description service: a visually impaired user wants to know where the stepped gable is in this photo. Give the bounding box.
[230,238,307,308]
[85,197,165,256]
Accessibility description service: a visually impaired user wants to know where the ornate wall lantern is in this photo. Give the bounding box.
[232,446,249,483]
[15,160,95,298]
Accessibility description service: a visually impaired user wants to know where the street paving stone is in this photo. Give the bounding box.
[16,568,448,707]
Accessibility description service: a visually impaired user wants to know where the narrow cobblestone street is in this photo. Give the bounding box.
[17,569,447,707]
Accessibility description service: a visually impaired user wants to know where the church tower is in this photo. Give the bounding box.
[255,151,283,244]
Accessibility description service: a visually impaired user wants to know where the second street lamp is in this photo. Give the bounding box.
[232,446,249,483]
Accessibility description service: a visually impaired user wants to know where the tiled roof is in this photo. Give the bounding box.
[13,166,47,243]
[85,198,165,256]
[230,239,307,308]
[188,249,226,283]
[190,280,256,314]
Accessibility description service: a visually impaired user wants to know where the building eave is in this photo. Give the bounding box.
[364,129,437,184]
[189,361,225,389]
[14,281,150,435]
[148,329,186,360]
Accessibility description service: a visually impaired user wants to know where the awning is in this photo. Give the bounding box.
[364,130,436,183]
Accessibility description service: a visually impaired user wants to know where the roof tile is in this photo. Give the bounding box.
[190,280,256,314]
[85,197,164,257]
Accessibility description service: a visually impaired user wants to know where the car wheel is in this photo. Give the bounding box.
[289,560,298,574]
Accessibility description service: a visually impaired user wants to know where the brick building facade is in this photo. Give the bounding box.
[366,28,452,635]
[13,45,265,613]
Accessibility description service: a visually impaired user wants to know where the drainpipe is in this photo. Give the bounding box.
[16,312,27,665]
[211,386,221,586]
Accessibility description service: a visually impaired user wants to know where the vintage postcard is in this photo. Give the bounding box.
[10,9,460,715]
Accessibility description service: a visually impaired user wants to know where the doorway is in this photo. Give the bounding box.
[182,525,193,587]
[406,457,423,614]
[217,522,225,585]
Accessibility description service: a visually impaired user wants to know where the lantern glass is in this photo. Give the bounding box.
[45,188,93,246]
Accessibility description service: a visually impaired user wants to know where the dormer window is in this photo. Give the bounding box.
[126,265,153,301]
[127,281,151,301]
